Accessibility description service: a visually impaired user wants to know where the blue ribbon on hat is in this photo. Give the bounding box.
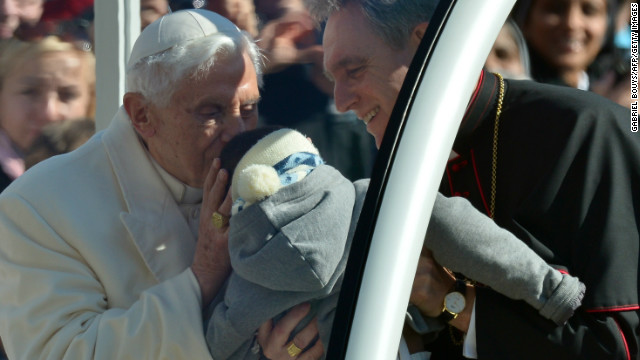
[273,152,324,186]
[232,152,324,214]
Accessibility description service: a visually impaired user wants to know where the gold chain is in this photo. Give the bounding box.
[448,324,465,346]
[447,73,504,346]
[489,73,505,219]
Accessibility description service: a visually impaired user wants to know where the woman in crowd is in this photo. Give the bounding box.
[513,0,614,90]
[0,35,95,191]
[484,17,532,79]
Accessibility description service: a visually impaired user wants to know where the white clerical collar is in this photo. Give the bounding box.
[577,71,590,91]
[151,158,203,204]
[139,138,203,205]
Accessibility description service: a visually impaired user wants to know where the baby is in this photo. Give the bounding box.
[205,127,585,359]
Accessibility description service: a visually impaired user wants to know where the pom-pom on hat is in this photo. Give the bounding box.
[231,128,321,211]
[127,9,241,68]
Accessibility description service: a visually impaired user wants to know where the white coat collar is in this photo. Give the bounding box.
[101,107,197,282]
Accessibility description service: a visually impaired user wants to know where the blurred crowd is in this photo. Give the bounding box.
[0,0,634,356]
[486,0,633,109]
[0,0,633,191]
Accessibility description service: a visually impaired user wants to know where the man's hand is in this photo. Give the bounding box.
[207,0,258,37]
[257,10,320,73]
[409,250,475,332]
[410,250,455,317]
[257,303,324,359]
[191,158,233,306]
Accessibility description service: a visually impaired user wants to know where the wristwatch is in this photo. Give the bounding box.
[437,279,467,322]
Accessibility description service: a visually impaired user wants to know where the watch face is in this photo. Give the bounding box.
[444,292,466,314]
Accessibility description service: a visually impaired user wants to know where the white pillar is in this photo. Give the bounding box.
[93,0,140,131]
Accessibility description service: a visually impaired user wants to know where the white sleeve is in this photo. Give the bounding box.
[1,262,213,360]
[462,300,478,359]
[0,194,213,360]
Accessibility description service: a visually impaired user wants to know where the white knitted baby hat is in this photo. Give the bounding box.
[231,128,320,208]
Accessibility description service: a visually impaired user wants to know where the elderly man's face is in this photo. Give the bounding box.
[323,3,417,149]
[142,52,260,188]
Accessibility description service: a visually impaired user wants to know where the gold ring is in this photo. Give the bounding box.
[286,340,303,357]
[211,211,229,229]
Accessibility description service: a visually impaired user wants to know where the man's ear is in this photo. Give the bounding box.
[123,92,155,137]
[409,22,429,52]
